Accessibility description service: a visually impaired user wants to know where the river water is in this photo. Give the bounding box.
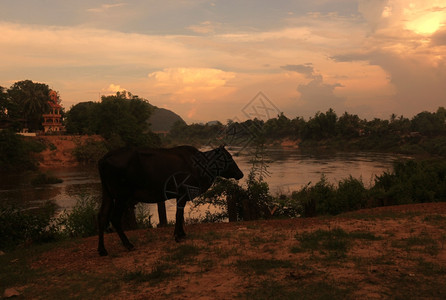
[0,148,409,223]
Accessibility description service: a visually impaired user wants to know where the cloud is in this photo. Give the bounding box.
[104,84,125,94]
[297,74,345,114]
[187,21,220,34]
[148,68,235,92]
[431,26,446,45]
[187,107,197,119]
[87,3,128,13]
[281,64,315,78]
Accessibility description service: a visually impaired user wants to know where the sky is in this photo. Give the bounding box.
[1,0,445,123]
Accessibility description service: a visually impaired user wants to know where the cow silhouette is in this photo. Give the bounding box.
[97,145,243,256]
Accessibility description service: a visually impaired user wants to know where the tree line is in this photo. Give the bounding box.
[167,108,446,155]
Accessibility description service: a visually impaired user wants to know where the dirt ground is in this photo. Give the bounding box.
[5,202,439,299]
[34,135,102,168]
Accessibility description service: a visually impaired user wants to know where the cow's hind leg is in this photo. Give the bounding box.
[111,201,134,251]
[174,198,187,242]
[97,193,113,256]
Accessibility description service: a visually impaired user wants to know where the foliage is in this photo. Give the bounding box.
[56,194,99,238]
[371,159,446,206]
[193,141,273,222]
[0,130,46,171]
[65,91,160,148]
[135,203,153,229]
[6,80,52,131]
[64,101,97,135]
[31,171,63,185]
[277,158,446,217]
[166,120,224,146]
[166,106,446,156]
[0,86,8,120]
[0,201,58,250]
[72,137,109,164]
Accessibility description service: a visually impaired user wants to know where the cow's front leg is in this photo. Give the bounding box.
[174,199,186,242]
[111,201,134,251]
[97,191,113,256]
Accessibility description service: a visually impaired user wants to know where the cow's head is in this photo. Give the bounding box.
[216,145,244,180]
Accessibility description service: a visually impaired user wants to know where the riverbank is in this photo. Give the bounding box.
[1,202,445,299]
[33,135,102,168]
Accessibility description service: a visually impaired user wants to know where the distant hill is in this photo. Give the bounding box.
[148,107,186,132]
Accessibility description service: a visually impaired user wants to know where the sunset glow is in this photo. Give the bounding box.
[1,0,445,123]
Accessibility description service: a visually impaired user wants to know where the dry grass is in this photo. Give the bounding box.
[1,202,446,299]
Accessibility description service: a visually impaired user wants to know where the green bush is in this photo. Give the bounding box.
[135,203,153,229]
[56,195,99,238]
[31,171,63,185]
[0,130,45,172]
[72,138,108,164]
[335,176,368,213]
[0,201,57,250]
[372,159,446,205]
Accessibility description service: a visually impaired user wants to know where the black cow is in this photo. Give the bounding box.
[97,145,243,256]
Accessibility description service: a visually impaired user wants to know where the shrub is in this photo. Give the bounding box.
[31,171,63,185]
[335,176,368,213]
[72,138,108,164]
[135,203,153,229]
[0,201,57,250]
[56,194,99,238]
[372,159,446,205]
[0,130,45,171]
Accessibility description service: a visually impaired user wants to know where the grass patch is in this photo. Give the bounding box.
[294,228,380,259]
[346,210,422,221]
[348,230,381,240]
[165,243,201,262]
[416,258,446,276]
[294,228,350,258]
[241,280,351,300]
[0,241,120,299]
[236,258,293,275]
[423,214,446,225]
[213,245,239,259]
[250,236,269,247]
[123,262,177,285]
[392,231,440,255]
[191,230,230,243]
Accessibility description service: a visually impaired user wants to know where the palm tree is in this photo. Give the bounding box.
[8,80,50,131]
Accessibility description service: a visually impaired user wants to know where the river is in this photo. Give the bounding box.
[0,148,409,224]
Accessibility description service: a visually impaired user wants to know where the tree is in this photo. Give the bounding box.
[264,113,293,138]
[65,91,160,148]
[304,108,338,140]
[336,112,361,138]
[0,86,8,120]
[389,114,411,135]
[411,111,444,136]
[7,80,51,131]
[65,101,99,135]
